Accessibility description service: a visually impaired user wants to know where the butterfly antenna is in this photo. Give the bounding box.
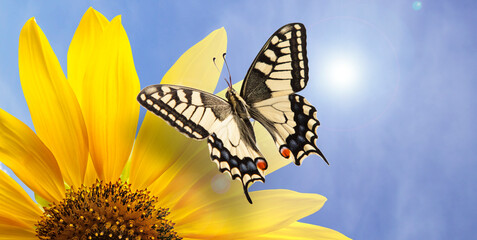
[213,56,232,88]
[223,53,233,88]
[212,57,220,72]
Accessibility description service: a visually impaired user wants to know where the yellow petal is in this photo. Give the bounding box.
[0,223,36,240]
[0,215,31,231]
[68,7,109,105]
[216,81,293,175]
[34,193,50,208]
[130,28,227,189]
[120,158,132,182]
[0,108,65,202]
[82,16,140,181]
[18,18,88,187]
[129,113,196,190]
[146,139,243,210]
[254,222,351,240]
[82,155,98,187]
[174,189,326,239]
[0,169,41,228]
[161,27,227,91]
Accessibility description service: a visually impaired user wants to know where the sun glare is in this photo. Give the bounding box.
[324,56,361,94]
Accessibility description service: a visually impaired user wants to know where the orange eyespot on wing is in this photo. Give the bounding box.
[256,158,268,171]
[280,146,291,159]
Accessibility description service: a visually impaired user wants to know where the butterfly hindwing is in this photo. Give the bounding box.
[207,115,266,203]
[250,94,327,165]
[240,23,308,104]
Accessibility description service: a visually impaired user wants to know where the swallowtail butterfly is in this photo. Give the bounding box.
[138,23,328,203]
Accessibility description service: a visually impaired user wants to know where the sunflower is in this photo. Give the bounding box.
[0,7,350,240]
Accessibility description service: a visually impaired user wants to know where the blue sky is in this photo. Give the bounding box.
[1,1,476,239]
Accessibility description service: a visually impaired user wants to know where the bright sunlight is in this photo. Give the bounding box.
[325,56,360,93]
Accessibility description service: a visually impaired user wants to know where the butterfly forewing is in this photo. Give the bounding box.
[240,23,308,104]
[138,84,232,139]
[241,23,327,165]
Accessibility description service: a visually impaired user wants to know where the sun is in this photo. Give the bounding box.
[325,56,360,93]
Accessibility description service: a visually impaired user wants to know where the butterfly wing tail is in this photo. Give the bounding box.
[207,132,266,204]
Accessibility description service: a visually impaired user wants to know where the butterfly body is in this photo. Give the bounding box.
[226,87,251,120]
[138,23,327,203]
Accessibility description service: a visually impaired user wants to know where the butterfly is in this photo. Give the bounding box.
[137,23,328,203]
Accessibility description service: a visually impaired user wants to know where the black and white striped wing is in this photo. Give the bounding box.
[241,23,328,165]
[207,115,266,204]
[138,84,266,203]
[138,84,231,139]
[240,23,309,104]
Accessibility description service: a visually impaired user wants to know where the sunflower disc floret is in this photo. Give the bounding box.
[36,180,181,240]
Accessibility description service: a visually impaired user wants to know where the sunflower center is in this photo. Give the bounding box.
[36,180,181,240]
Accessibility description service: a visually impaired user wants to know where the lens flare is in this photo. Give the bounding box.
[413,1,422,11]
[211,173,231,194]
